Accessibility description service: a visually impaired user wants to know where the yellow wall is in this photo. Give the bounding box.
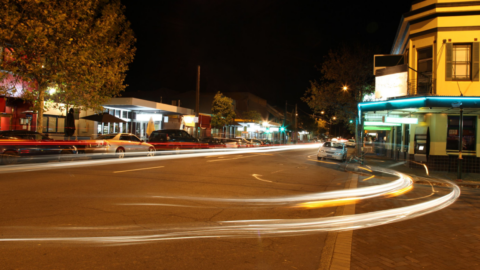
[436,31,480,96]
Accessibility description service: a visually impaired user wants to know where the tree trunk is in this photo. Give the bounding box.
[37,87,45,133]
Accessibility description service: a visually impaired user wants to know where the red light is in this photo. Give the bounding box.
[20,150,30,154]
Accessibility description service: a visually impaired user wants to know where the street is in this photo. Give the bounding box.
[1,146,476,269]
[1,147,352,269]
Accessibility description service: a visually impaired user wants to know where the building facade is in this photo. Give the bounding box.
[360,0,480,174]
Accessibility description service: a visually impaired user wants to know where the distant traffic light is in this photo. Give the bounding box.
[280,126,285,132]
[349,119,353,124]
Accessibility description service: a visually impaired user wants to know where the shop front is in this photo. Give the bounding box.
[359,96,480,173]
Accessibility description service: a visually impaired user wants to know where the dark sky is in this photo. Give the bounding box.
[120,0,412,109]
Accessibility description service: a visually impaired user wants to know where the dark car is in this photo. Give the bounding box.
[148,129,204,151]
[200,137,226,148]
[149,130,198,143]
[0,131,78,165]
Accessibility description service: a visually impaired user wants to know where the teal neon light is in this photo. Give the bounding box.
[359,97,426,107]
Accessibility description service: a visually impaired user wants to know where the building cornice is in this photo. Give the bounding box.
[404,1,480,18]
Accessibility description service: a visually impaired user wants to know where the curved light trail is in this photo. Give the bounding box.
[0,160,460,245]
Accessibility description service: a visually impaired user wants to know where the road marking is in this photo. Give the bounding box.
[318,174,357,270]
[271,169,285,174]
[252,174,273,183]
[207,155,250,162]
[362,175,375,182]
[307,159,338,165]
[113,166,164,173]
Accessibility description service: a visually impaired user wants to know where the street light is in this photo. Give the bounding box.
[332,116,336,120]
[343,85,348,91]
[321,111,324,115]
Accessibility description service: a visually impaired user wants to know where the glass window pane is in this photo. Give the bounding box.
[48,117,56,132]
[57,118,65,133]
[42,116,48,132]
[418,47,432,60]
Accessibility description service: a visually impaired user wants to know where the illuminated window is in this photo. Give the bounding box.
[452,44,471,80]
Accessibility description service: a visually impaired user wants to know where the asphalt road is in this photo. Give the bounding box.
[0,147,356,270]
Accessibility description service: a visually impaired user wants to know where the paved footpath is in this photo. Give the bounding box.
[349,157,480,270]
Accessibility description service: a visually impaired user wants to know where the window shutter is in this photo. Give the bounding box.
[445,43,453,81]
[473,42,479,81]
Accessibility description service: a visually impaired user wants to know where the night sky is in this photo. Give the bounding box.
[120,0,412,109]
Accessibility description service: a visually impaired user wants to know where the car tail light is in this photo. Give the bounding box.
[20,149,30,154]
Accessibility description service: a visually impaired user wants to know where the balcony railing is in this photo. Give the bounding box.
[407,79,435,96]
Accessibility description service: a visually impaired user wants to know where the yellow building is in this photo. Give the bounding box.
[360,0,480,175]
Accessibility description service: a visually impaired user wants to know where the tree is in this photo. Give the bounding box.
[242,110,262,122]
[0,0,136,132]
[302,44,376,133]
[211,91,235,137]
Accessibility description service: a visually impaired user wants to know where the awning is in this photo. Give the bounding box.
[103,97,194,115]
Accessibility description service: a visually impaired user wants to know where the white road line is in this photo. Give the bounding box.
[252,174,273,183]
[113,166,164,173]
[207,155,249,162]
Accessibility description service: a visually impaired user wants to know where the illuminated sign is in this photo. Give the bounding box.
[385,117,418,124]
[136,114,163,121]
[375,71,408,100]
[364,126,392,131]
[164,116,169,123]
[364,121,401,126]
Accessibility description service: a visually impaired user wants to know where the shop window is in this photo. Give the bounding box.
[42,115,66,133]
[446,116,476,151]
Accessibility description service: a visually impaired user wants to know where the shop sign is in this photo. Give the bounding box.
[375,71,407,100]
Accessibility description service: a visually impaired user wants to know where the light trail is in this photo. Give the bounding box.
[0,145,461,246]
[153,167,413,206]
[0,144,321,174]
[0,179,459,245]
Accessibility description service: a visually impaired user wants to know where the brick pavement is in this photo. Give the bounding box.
[350,184,480,270]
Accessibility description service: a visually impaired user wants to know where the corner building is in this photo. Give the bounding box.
[360,0,480,173]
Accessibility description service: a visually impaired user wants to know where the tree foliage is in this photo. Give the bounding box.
[211,91,236,129]
[0,0,136,132]
[242,110,262,122]
[303,44,376,133]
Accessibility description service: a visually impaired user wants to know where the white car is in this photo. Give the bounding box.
[346,139,356,148]
[317,142,347,161]
[85,133,155,158]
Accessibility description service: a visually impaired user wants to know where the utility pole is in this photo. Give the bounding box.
[194,65,200,138]
[294,103,298,144]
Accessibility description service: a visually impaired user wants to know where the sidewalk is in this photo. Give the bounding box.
[348,156,480,269]
[364,157,480,189]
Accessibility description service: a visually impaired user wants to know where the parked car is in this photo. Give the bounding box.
[0,131,78,165]
[219,138,252,148]
[247,139,263,146]
[260,139,273,145]
[200,137,226,148]
[317,141,347,161]
[346,139,356,148]
[85,133,155,158]
[148,129,205,151]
